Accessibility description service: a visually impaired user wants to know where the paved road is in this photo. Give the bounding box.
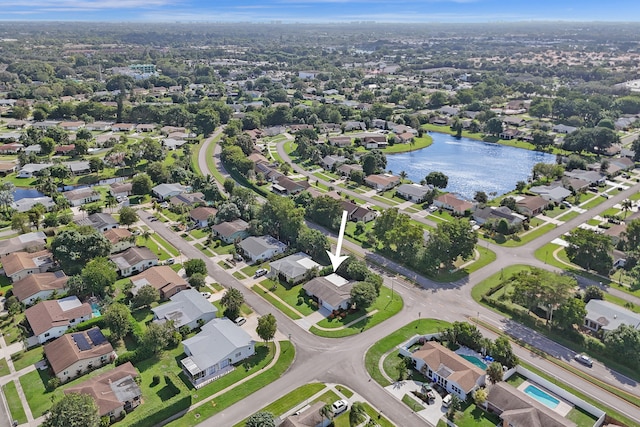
[169,136,640,426]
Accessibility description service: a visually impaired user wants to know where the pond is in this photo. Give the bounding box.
[13,188,45,201]
[385,132,557,200]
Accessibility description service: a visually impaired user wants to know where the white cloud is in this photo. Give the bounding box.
[1,0,182,9]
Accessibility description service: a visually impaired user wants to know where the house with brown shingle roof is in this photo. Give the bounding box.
[104,228,134,254]
[211,219,250,244]
[434,194,475,215]
[189,206,218,228]
[515,195,548,217]
[65,362,142,417]
[2,250,54,282]
[487,382,576,427]
[0,231,47,257]
[281,401,330,427]
[364,174,400,192]
[129,265,189,299]
[411,341,485,400]
[25,296,92,344]
[109,246,158,277]
[44,327,116,382]
[340,200,376,223]
[12,271,68,305]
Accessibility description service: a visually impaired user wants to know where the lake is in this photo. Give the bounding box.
[385,132,557,200]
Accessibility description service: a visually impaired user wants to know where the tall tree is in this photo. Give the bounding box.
[425,171,448,189]
[349,402,367,427]
[256,313,277,342]
[184,259,207,277]
[565,228,613,274]
[350,281,378,310]
[103,303,132,341]
[43,393,100,427]
[486,361,504,384]
[221,288,244,320]
[132,285,160,308]
[118,206,139,227]
[51,229,112,275]
[554,298,587,330]
[80,257,117,297]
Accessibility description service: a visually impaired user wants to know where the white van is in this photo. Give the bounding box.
[442,394,452,408]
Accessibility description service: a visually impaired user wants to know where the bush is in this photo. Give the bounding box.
[66,316,105,333]
[46,377,61,391]
[151,375,160,386]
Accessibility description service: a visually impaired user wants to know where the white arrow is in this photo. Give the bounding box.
[327,210,349,272]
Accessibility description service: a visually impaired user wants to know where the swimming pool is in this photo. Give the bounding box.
[460,355,487,370]
[524,385,560,409]
[91,303,101,317]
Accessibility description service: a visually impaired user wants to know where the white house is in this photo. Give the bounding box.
[181,318,255,388]
[396,183,434,203]
[25,296,93,344]
[63,187,101,207]
[268,252,320,284]
[11,196,56,213]
[303,273,354,312]
[584,299,640,334]
[152,289,218,330]
[410,341,485,400]
[2,250,55,282]
[77,213,118,232]
[17,163,53,178]
[152,183,189,200]
[238,235,287,264]
[109,246,158,277]
[12,271,68,306]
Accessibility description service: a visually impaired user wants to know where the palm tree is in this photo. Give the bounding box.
[319,404,333,424]
[105,194,117,213]
[349,402,367,426]
[621,199,633,218]
[399,171,408,183]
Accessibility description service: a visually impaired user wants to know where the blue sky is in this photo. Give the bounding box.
[2,0,640,22]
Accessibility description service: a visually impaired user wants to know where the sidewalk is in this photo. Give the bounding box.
[0,335,35,426]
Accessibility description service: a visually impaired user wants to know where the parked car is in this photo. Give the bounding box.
[601,193,610,199]
[562,201,572,208]
[165,258,175,265]
[574,354,593,367]
[254,268,268,278]
[201,292,211,299]
[442,394,452,407]
[331,399,349,415]
[234,316,246,326]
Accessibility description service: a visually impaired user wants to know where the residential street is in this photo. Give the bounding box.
[137,140,640,426]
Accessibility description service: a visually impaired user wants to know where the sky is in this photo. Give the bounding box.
[2,0,640,23]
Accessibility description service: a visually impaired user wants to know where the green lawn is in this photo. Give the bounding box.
[335,385,353,398]
[232,383,326,427]
[558,210,581,222]
[0,357,8,377]
[11,346,44,372]
[137,235,171,260]
[251,284,302,320]
[261,278,317,316]
[365,319,451,386]
[505,373,527,388]
[311,287,403,338]
[0,315,25,344]
[567,407,599,427]
[3,381,27,425]
[497,223,556,247]
[533,243,573,270]
[401,393,424,412]
[165,341,295,427]
[430,246,496,283]
[189,229,209,240]
[581,195,606,209]
[454,400,502,427]
[149,233,181,257]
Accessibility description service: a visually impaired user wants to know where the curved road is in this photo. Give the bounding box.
[159,135,640,426]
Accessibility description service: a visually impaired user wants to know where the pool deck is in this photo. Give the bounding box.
[517,380,572,417]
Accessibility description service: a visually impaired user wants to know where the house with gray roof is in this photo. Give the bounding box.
[17,163,53,178]
[181,318,255,388]
[529,184,572,204]
[487,382,576,427]
[77,213,118,232]
[584,299,640,334]
[239,235,287,264]
[552,124,578,134]
[564,170,606,186]
[268,252,321,284]
[152,289,217,330]
[11,196,55,213]
[303,273,354,312]
[0,231,47,257]
[152,183,189,200]
[66,161,91,175]
[473,206,524,227]
[396,183,434,203]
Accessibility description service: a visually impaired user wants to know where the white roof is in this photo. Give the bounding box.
[151,289,217,328]
[585,299,640,331]
[325,273,349,287]
[57,296,83,312]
